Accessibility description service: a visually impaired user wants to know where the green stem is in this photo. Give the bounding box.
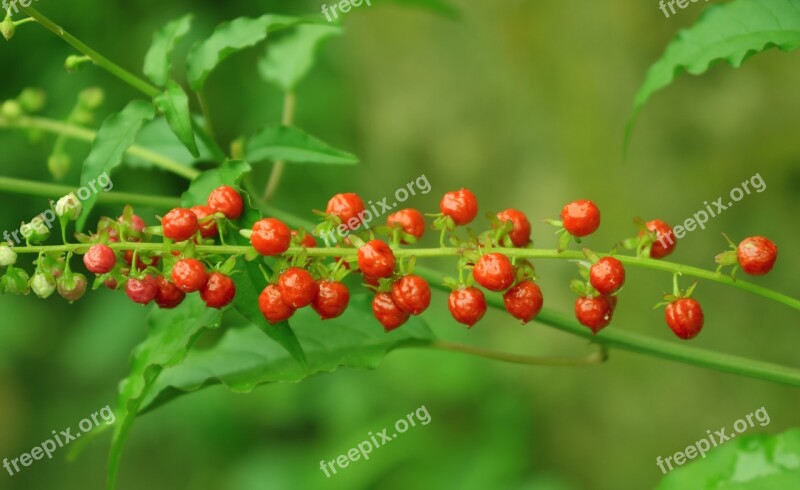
[18,6,159,98]
[262,92,296,201]
[0,115,200,180]
[430,340,608,366]
[196,91,216,141]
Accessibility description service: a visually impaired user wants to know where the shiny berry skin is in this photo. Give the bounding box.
[200,272,236,309]
[292,230,317,248]
[589,257,626,295]
[251,218,291,256]
[277,267,319,308]
[207,185,243,220]
[258,284,296,323]
[311,280,350,320]
[737,236,778,276]
[391,275,432,315]
[440,189,478,226]
[126,275,159,305]
[561,200,600,237]
[162,208,199,242]
[496,208,531,247]
[155,276,186,309]
[575,296,613,333]
[83,244,117,274]
[387,208,426,242]
[503,280,543,324]
[171,258,209,293]
[357,240,396,278]
[372,292,410,332]
[448,287,487,327]
[643,219,676,259]
[472,253,515,292]
[665,298,704,340]
[191,205,219,238]
[326,193,365,230]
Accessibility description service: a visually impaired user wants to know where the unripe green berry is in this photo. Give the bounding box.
[20,216,51,244]
[78,87,104,110]
[31,272,56,299]
[18,88,46,112]
[48,153,72,180]
[1,99,22,119]
[57,273,88,302]
[0,245,17,266]
[1,267,30,295]
[0,17,14,41]
[55,193,81,220]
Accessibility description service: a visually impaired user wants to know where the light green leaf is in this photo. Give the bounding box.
[627,0,800,149]
[244,124,359,165]
[76,100,156,231]
[658,428,800,489]
[258,24,343,92]
[153,81,199,157]
[139,293,435,413]
[187,15,304,91]
[143,14,193,87]
[108,295,223,489]
[126,117,213,168]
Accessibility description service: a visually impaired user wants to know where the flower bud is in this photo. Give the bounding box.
[55,193,82,220]
[1,267,30,295]
[21,216,50,244]
[48,153,72,180]
[0,245,17,266]
[0,17,14,41]
[57,273,88,302]
[31,272,56,299]
[78,87,104,110]
[1,99,22,119]
[18,88,46,113]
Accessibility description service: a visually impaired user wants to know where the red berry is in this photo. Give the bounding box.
[503,280,543,324]
[117,214,146,238]
[126,275,159,305]
[387,209,426,242]
[57,273,88,302]
[162,208,199,242]
[200,272,236,309]
[311,280,350,320]
[207,185,243,220]
[258,284,295,323]
[123,250,160,272]
[83,244,117,274]
[643,219,676,259]
[277,267,319,308]
[372,292,410,332]
[665,298,704,340]
[292,230,317,248]
[326,193,365,230]
[448,287,487,327]
[357,240,396,278]
[561,200,600,237]
[472,253,515,292]
[440,189,478,226]
[171,258,209,293]
[737,236,778,276]
[575,296,613,333]
[496,208,531,247]
[191,205,219,238]
[589,257,626,295]
[391,275,432,315]
[251,218,291,256]
[155,276,186,309]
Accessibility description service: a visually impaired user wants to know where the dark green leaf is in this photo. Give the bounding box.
[108,295,223,489]
[143,14,193,87]
[76,100,155,231]
[153,81,199,157]
[139,294,435,412]
[180,159,251,207]
[258,24,343,91]
[187,15,304,91]
[244,124,359,165]
[627,0,800,150]
[126,117,213,168]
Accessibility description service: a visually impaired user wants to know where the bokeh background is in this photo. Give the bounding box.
[1,0,799,489]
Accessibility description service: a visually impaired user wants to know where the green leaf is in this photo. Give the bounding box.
[138,294,435,413]
[76,100,156,231]
[657,428,800,489]
[107,295,223,489]
[389,0,459,18]
[258,24,343,92]
[627,0,800,149]
[187,15,304,91]
[153,81,199,157]
[244,124,359,165]
[180,159,252,207]
[143,14,193,87]
[126,117,213,168]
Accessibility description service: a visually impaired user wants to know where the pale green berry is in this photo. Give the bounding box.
[0,245,16,266]
[55,193,82,221]
[31,272,56,299]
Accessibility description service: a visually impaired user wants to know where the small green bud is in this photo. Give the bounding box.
[18,88,46,112]
[1,99,22,119]
[47,153,72,180]
[65,55,89,72]
[55,193,82,221]
[71,109,94,126]
[78,87,104,110]
[20,216,51,244]
[31,272,56,299]
[1,267,30,295]
[0,244,17,266]
[0,17,14,41]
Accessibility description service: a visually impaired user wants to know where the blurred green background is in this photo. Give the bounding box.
[1,0,799,489]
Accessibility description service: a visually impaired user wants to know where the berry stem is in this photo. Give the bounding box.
[262,92,296,202]
[429,340,608,366]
